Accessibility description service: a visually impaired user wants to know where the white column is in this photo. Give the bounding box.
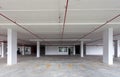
[114,40,120,57]
[80,41,84,57]
[1,42,5,58]
[36,41,40,58]
[103,28,114,65]
[7,29,17,65]
[21,46,25,55]
[0,46,1,56]
[73,46,76,55]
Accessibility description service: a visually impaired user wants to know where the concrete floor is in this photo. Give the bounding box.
[0,55,120,77]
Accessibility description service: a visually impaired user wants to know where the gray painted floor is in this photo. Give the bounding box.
[0,55,120,77]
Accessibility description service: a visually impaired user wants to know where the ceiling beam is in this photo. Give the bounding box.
[0,9,120,11]
[86,33,120,44]
[78,14,120,40]
[0,13,45,41]
[0,23,120,25]
[29,39,91,42]
[0,33,34,44]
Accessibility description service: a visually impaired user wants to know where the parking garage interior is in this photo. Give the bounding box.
[0,0,120,77]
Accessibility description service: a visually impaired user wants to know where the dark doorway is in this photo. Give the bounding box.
[40,45,45,56]
[68,47,74,56]
[31,45,36,55]
[68,48,71,55]
[75,45,80,55]
[83,44,86,56]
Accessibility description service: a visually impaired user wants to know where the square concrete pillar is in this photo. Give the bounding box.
[36,41,40,58]
[21,46,25,55]
[103,28,114,65]
[114,40,120,57]
[73,46,76,55]
[7,29,17,65]
[80,41,84,57]
[1,42,5,58]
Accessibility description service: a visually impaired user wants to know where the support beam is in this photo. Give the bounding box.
[1,42,5,58]
[103,28,114,65]
[80,41,84,57]
[114,40,120,57]
[36,41,40,58]
[7,29,17,65]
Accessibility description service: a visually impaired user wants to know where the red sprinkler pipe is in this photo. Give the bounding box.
[61,0,69,39]
[79,14,120,39]
[0,13,44,41]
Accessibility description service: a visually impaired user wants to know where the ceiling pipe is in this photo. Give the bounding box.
[78,14,120,40]
[61,0,69,39]
[0,13,44,41]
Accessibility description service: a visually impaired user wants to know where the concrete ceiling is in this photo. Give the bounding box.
[0,0,120,45]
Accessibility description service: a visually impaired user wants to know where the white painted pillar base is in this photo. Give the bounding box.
[7,29,17,65]
[36,41,40,58]
[1,42,5,58]
[80,41,84,57]
[114,40,120,57]
[103,28,114,65]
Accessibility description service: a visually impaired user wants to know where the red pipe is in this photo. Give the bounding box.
[0,13,44,41]
[61,0,69,39]
[79,14,120,39]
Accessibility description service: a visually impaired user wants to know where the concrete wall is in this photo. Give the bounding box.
[45,45,103,56]
[86,46,103,55]
[45,46,68,55]
[45,46,75,55]
[45,45,104,56]
[86,45,115,56]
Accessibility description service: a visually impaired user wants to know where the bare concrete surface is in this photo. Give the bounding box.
[0,55,120,77]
